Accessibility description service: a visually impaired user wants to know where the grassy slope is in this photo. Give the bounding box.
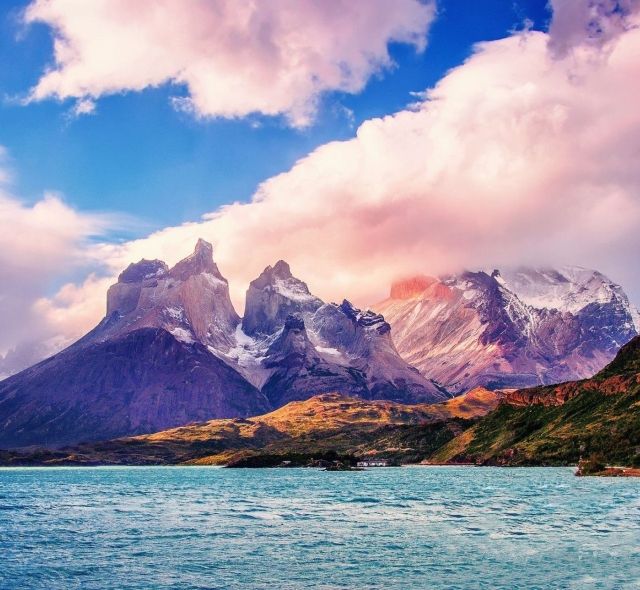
[1,391,497,466]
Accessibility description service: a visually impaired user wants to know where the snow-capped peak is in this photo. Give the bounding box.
[497,266,629,314]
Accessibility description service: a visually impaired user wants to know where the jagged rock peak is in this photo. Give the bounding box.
[390,275,437,299]
[195,237,212,252]
[338,300,390,334]
[265,313,311,361]
[250,260,298,289]
[108,259,169,315]
[242,260,322,337]
[272,260,292,278]
[118,259,168,284]
[169,239,224,281]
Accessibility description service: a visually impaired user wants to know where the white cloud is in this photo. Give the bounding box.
[70,97,96,116]
[24,0,435,126]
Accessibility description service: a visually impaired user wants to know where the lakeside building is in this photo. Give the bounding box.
[357,459,389,468]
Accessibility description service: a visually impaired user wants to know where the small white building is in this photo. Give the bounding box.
[357,459,389,467]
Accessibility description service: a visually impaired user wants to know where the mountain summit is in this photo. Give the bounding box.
[99,239,239,350]
[242,259,323,336]
[0,241,267,448]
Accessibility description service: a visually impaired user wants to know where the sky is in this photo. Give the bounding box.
[1,0,640,369]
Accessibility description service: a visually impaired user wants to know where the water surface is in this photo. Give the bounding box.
[1,466,639,589]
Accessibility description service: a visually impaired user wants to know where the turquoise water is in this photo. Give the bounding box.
[1,467,639,589]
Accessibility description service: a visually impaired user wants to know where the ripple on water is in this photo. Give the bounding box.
[0,466,639,590]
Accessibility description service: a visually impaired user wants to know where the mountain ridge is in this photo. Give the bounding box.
[3,338,638,468]
[376,266,639,394]
[0,389,501,466]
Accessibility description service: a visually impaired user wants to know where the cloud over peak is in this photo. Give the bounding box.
[24,0,435,126]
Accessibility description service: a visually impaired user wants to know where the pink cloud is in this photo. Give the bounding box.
[24,0,435,126]
[548,0,640,57]
[0,188,114,359]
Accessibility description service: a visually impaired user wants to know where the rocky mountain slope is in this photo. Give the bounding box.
[234,260,442,405]
[431,336,640,467]
[0,389,501,466]
[375,267,639,394]
[0,240,443,448]
[0,328,267,449]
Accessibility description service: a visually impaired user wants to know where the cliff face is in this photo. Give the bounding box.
[260,314,369,407]
[242,260,322,336]
[375,267,639,394]
[98,238,240,351]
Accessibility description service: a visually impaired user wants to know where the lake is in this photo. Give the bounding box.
[1,466,639,589]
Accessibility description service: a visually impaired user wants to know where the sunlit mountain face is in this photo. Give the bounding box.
[376,267,640,394]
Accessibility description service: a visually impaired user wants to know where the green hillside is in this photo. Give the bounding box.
[432,337,640,467]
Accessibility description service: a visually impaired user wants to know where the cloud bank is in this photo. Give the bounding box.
[5,1,640,374]
[548,0,640,56]
[24,0,435,126]
[81,8,640,309]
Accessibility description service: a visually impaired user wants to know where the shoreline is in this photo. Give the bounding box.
[1,462,638,475]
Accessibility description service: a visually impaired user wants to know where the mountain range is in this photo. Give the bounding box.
[375,267,639,394]
[4,335,639,467]
[1,239,638,451]
[0,240,442,448]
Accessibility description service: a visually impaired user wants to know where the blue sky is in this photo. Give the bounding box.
[0,0,550,237]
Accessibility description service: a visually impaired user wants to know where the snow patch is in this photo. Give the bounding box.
[170,327,195,344]
[208,325,272,388]
[164,306,185,321]
[316,346,342,356]
[202,272,227,289]
[273,277,318,303]
[498,266,631,315]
